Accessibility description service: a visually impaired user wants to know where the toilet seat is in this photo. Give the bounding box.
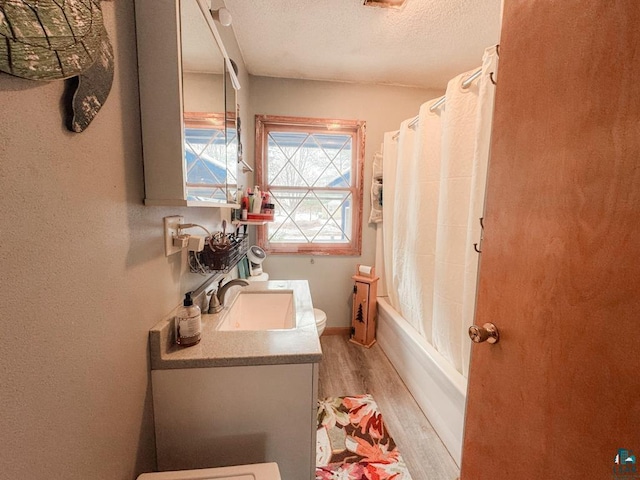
[136,462,281,479]
[247,272,269,282]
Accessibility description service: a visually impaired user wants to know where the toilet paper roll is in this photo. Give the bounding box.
[358,265,372,276]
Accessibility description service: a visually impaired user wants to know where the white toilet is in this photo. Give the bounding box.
[246,272,270,283]
[137,462,281,480]
[247,271,327,336]
[313,308,327,336]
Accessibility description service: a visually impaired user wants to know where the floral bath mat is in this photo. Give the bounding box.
[316,394,413,479]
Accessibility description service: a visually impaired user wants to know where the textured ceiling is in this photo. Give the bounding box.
[181,0,225,73]
[223,0,503,89]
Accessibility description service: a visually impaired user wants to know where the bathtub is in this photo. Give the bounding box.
[376,297,467,466]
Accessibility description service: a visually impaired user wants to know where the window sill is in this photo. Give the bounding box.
[261,245,361,256]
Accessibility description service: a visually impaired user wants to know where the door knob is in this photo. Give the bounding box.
[468,323,500,344]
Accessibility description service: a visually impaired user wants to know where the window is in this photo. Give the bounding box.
[255,115,365,255]
[184,112,237,202]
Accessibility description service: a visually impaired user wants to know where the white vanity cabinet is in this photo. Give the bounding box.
[149,281,322,480]
[152,363,319,480]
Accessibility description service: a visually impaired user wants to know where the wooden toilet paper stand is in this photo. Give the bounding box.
[349,265,379,348]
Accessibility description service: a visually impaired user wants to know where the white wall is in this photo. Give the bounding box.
[248,76,442,328]
[0,3,235,479]
[183,72,225,112]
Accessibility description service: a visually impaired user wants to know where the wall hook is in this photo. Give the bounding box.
[496,44,500,57]
[479,217,484,229]
[473,243,482,254]
[490,72,497,85]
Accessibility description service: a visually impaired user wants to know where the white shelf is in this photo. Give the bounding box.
[232,220,267,226]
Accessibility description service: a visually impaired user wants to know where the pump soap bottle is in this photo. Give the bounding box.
[175,292,201,347]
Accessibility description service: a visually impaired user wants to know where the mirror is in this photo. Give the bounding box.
[180,0,239,204]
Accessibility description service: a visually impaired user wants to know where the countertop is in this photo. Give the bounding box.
[149,280,323,369]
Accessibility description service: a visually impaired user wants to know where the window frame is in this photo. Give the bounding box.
[255,114,366,255]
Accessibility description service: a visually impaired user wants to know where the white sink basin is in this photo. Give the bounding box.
[218,290,295,331]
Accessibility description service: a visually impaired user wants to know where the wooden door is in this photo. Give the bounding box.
[461,2,640,479]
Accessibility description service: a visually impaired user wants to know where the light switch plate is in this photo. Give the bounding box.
[164,215,184,256]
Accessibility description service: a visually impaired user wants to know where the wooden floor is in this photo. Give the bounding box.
[318,335,460,480]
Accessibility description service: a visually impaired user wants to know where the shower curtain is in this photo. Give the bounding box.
[381,46,498,376]
[382,131,399,309]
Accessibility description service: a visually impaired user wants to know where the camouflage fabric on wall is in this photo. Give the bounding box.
[0,0,114,132]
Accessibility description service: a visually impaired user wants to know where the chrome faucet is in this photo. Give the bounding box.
[216,278,250,307]
[207,289,223,314]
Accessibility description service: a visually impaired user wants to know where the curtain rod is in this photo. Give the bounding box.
[428,68,482,113]
[392,67,483,140]
[398,68,482,137]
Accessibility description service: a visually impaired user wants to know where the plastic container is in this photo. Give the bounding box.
[252,185,262,213]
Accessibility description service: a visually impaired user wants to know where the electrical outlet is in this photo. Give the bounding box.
[164,215,184,256]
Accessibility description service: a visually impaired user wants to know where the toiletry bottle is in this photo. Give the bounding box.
[234,188,243,221]
[252,186,262,213]
[241,190,249,220]
[248,189,255,215]
[175,292,201,347]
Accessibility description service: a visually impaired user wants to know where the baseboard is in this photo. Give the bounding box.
[322,327,351,336]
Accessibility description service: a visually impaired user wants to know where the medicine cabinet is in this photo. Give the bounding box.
[135,0,240,207]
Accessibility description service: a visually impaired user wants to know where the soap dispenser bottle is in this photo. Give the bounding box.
[175,292,201,347]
